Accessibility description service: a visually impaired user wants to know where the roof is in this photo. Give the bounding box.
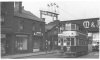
[45,20,60,32]
[14,8,44,22]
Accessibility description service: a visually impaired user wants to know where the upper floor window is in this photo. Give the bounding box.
[32,26,35,31]
[32,22,36,31]
[18,21,24,31]
[71,24,76,30]
[40,28,42,32]
[0,16,5,24]
[65,23,71,31]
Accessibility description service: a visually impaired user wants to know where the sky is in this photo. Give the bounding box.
[21,0,100,23]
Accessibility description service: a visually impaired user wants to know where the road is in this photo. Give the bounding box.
[16,51,99,59]
[78,51,99,58]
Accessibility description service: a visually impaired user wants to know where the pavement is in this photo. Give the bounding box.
[1,50,58,59]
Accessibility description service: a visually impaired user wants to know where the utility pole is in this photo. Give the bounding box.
[40,3,59,22]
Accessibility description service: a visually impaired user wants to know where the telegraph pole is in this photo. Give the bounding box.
[40,3,59,21]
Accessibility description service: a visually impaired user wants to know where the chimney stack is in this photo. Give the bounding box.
[14,2,22,13]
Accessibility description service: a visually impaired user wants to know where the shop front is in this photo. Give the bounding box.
[32,32,43,52]
[1,28,14,56]
[1,34,8,55]
[14,34,30,54]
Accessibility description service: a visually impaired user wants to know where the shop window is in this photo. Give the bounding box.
[64,39,67,43]
[16,36,28,50]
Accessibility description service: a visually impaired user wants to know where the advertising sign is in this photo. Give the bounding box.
[68,18,99,32]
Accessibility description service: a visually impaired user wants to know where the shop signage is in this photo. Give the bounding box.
[68,18,99,32]
[83,20,99,29]
[34,32,43,36]
[16,35,28,37]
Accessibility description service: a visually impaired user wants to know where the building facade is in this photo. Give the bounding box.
[1,2,45,56]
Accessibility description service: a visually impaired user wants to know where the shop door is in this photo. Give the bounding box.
[33,37,41,52]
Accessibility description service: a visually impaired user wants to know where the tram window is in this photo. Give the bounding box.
[71,38,74,45]
[67,38,71,46]
[64,39,67,42]
[67,38,70,41]
[67,42,70,46]
[61,39,63,43]
[58,40,60,43]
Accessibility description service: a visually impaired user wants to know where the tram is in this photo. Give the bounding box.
[58,23,88,57]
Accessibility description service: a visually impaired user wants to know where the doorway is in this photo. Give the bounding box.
[33,36,42,52]
[1,34,9,55]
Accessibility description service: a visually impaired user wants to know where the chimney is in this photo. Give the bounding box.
[14,2,22,13]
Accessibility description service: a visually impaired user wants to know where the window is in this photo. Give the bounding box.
[15,35,28,50]
[71,38,74,45]
[76,25,79,30]
[65,23,71,31]
[58,38,61,43]
[61,38,63,45]
[32,26,35,31]
[67,38,71,46]
[67,38,70,41]
[64,39,67,42]
[18,21,24,31]
[71,24,76,30]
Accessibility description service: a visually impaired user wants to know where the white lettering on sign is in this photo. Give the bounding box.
[91,22,95,28]
[83,20,99,28]
[83,21,90,28]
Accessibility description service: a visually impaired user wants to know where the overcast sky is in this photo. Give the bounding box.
[22,0,100,23]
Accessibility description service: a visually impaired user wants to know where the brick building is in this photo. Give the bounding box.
[1,2,45,55]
